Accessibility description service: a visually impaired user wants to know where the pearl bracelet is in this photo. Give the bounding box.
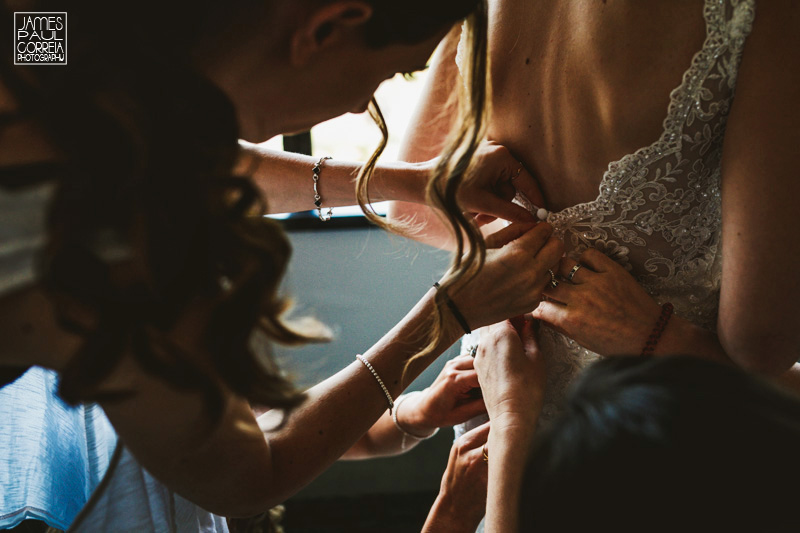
[392,391,440,450]
[355,354,394,414]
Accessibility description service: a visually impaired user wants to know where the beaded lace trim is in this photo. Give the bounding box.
[458,0,757,429]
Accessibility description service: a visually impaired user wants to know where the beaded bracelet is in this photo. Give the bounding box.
[433,282,471,335]
[640,302,674,357]
[392,391,440,450]
[356,354,394,414]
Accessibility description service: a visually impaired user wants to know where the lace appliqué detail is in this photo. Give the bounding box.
[521,0,754,424]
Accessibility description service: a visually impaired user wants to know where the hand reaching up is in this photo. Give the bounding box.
[422,422,490,533]
[474,318,545,435]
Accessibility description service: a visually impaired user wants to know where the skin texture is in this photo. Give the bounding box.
[390,0,800,378]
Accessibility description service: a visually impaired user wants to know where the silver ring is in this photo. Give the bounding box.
[469,344,478,358]
[567,264,583,282]
[548,269,559,289]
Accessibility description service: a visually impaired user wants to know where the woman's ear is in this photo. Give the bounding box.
[290,1,373,66]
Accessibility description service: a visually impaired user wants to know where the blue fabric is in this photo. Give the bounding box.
[71,446,230,533]
[0,367,116,530]
[0,368,229,532]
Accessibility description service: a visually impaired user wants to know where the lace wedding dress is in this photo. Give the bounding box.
[456,0,757,431]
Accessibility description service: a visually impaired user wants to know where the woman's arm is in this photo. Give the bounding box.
[255,222,561,507]
[235,142,429,214]
[3,220,562,517]
[422,422,490,533]
[714,0,800,374]
[95,287,468,517]
[474,319,545,533]
[341,354,485,459]
[533,249,800,395]
[238,136,538,225]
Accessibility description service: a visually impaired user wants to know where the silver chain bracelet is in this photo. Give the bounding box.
[312,156,333,221]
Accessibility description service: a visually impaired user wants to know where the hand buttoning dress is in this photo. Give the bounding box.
[456,0,757,432]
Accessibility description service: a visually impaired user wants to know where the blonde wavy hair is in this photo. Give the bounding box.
[355,4,490,377]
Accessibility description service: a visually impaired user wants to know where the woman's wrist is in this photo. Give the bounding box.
[488,414,538,449]
[424,285,471,349]
[423,491,484,533]
[484,425,537,533]
[374,159,433,205]
[652,314,729,364]
[397,390,439,436]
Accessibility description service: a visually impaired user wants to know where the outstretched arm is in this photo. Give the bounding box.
[474,319,545,533]
[422,422,490,533]
[236,141,428,214]
[342,353,485,459]
[3,221,561,517]
[239,134,538,226]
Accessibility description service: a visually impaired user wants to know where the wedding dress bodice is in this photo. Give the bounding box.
[459,0,757,422]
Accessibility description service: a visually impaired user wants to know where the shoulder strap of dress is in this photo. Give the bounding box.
[66,441,124,532]
[716,0,757,49]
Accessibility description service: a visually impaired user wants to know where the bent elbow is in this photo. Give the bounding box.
[196,474,281,518]
[720,330,799,376]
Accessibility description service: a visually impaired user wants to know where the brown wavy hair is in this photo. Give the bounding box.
[1,0,487,418]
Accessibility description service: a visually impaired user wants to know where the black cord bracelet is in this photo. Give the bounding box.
[433,282,472,334]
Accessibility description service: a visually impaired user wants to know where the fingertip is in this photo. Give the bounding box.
[504,204,537,224]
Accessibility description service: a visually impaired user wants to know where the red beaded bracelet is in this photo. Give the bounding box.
[640,302,674,357]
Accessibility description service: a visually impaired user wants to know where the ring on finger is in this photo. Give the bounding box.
[567,263,583,282]
[548,269,559,289]
[482,444,489,463]
[511,164,523,181]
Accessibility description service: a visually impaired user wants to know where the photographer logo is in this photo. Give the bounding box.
[14,12,67,65]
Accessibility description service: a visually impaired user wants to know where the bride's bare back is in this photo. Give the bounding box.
[393,0,800,375]
[487,0,706,210]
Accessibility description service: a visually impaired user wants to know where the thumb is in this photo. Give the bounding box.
[484,222,537,249]
[471,194,536,224]
[513,170,545,208]
[510,222,555,254]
